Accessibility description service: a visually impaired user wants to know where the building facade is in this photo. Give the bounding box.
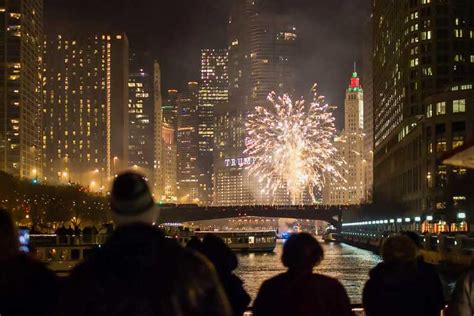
[153,62,163,198]
[362,16,374,202]
[198,49,229,205]
[161,120,177,202]
[177,82,199,203]
[161,89,178,202]
[214,0,297,205]
[43,34,129,189]
[323,71,368,205]
[0,0,43,179]
[128,52,155,180]
[373,0,474,221]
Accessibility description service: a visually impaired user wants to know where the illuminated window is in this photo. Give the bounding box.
[422,67,433,76]
[453,135,464,149]
[455,29,463,38]
[426,104,433,117]
[421,0,431,4]
[421,31,431,40]
[453,99,465,113]
[436,102,446,115]
[454,54,465,62]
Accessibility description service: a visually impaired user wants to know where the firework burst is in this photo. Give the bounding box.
[244,87,345,204]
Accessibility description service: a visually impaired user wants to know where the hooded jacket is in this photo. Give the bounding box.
[59,224,231,316]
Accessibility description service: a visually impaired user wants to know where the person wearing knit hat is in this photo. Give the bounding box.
[59,171,232,316]
[110,172,158,227]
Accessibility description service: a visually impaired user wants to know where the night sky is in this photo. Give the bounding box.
[44,0,371,129]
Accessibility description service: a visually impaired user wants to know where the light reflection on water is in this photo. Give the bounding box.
[235,240,381,304]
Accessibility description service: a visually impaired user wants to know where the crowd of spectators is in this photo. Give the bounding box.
[0,172,472,315]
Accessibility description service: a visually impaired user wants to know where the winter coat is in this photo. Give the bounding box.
[363,260,444,316]
[253,271,353,316]
[59,223,231,316]
[448,269,474,316]
[0,254,59,316]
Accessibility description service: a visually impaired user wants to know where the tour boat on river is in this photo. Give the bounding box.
[194,230,277,252]
[30,229,277,275]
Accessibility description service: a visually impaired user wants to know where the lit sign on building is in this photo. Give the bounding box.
[224,157,256,168]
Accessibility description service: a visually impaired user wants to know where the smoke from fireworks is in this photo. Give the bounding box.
[244,87,345,204]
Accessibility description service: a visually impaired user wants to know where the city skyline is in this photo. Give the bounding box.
[0,0,471,218]
[44,0,371,129]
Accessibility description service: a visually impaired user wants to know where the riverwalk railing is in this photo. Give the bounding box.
[339,230,474,266]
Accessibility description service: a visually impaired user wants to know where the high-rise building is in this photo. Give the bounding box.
[198,49,229,205]
[323,71,368,205]
[177,82,199,203]
[227,0,297,111]
[161,89,178,202]
[128,52,155,181]
[214,0,297,205]
[163,89,178,129]
[0,0,43,179]
[43,34,129,189]
[362,17,374,202]
[161,120,177,202]
[153,61,163,199]
[373,0,474,220]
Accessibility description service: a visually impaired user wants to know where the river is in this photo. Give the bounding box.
[235,240,381,304]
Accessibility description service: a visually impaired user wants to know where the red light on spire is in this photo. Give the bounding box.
[350,74,360,88]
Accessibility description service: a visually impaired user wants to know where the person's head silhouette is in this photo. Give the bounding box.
[381,234,418,265]
[110,172,157,227]
[282,233,324,273]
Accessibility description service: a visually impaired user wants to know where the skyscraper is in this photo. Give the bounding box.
[323,71,368,205]
[153,61,163,199]
[198,49,229,205]
[161,89,178,202]
[373,0,474,220]
[362,17,374,202]
[227,0,297,111]
[0,0,43,179]
[214,0,297,205]
[43,34,129,188]
[177,82,199,203]
[161,120,177,202]
[128,52,155,181]
[163,89,178,130]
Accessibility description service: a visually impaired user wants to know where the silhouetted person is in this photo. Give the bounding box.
[253,233,352,316]
[189,234,251,316]
[401,231,446,301]
[59,172,231,316]
[363,234,444,316]
[0,209,59,316]
[448,270,474,316]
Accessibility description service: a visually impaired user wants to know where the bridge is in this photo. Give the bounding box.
[157,204,361,228]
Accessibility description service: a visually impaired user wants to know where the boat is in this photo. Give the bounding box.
[322,227,338,243]
[194,230,277,252]
[30,234,106,276]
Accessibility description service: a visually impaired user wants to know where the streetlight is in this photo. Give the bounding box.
[458,212,466,220]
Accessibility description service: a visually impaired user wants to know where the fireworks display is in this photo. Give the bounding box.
[244,87,345,204]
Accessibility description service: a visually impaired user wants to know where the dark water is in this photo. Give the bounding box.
[235,240,381,304]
